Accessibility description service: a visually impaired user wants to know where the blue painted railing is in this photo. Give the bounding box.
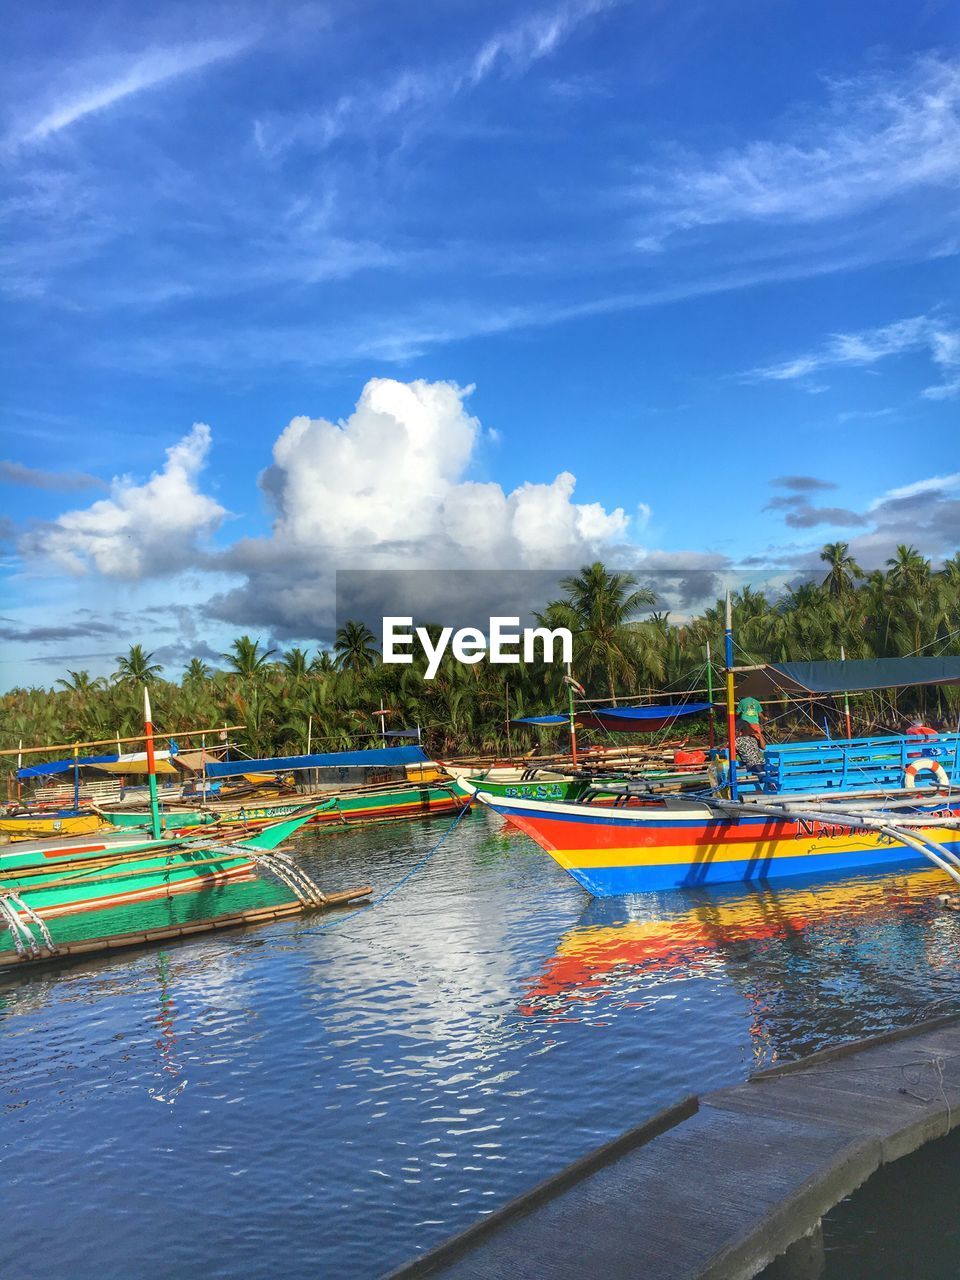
[763,733,960,795]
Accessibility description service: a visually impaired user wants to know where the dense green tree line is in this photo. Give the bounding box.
[3,544,959,775]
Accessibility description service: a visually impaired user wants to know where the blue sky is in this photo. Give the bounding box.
[2,0,959,688]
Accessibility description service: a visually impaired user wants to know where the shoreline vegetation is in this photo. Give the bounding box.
[3,545,959,775]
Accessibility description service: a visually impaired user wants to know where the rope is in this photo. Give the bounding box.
[305,804,471,935]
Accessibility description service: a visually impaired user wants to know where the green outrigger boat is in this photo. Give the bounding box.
[1,698,379,971]
[100,779,468,833]
[454,767,709,805]
[0,802,370,971]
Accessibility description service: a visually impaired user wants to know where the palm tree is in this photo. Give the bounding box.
[281,647,312,679]
[113,645,163,685]
[56,670,106,694]
[820,542,864,597]
[886,545,930,591]
[183,657,211,685]
[544,562,656,702]
[940,553,960,590]
[223,635,277,678]
[334,622,379,673]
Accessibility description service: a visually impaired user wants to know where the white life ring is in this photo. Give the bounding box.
[904,758,950,796]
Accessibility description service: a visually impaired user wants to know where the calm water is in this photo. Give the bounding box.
[3,809,960,1278]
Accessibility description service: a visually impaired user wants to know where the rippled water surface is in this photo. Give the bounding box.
[4,810,960,1278]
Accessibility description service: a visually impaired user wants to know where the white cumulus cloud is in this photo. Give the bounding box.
[213,377,632,633]
[20,423,226,578]
[261,377,628,562]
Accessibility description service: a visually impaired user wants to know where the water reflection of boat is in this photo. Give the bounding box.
[519,868,948,1018]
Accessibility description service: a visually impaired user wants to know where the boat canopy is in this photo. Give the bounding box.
[16,753,118,780]
[91,750,179,776]
[513,703,712,732]
[204,744,430,778]
[577,702,713,733]
[738,657,960,699]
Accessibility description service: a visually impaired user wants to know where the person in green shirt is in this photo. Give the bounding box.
[735,696,766,773]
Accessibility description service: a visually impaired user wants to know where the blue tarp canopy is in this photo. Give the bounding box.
[514,703,712,732]
[204,745,429,778]
[16,753,118,780]
[578,702,712,732]
[589,703,712,721]
[740,658,960,699]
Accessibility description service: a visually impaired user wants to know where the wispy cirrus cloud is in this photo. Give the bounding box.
[254,0,613,157]
[7,34,253,149]
[630,57,960,246]
[746,313,960,399]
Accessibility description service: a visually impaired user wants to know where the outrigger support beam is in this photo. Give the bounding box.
[713,797,960,887]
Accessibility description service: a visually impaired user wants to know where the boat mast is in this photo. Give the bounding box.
[840,645,853,740]
[144,686,162,840]
[706,641,715,749]
[724,592,739,802]
[565,664,580,769]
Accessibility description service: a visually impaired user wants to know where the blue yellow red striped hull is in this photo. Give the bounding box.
[478,793,960,895]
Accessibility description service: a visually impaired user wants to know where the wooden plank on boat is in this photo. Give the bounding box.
[387,1011,960,1280]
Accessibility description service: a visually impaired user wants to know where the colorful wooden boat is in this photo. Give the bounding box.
[100,780,468,833]
[0,801,372,970]
[476,789,960,895]
[456,775,586,803]
[453,766,708,804]
[0,805,323,928]
[476,646,960,897]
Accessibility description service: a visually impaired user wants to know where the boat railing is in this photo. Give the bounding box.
[763,731,960,795]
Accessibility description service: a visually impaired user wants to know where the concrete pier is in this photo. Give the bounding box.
[388,1011,960,1280]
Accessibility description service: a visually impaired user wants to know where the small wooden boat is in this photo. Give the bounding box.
[0,809,105,838]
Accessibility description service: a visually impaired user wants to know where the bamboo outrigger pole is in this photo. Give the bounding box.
[724,592,739,802]
[143,686,162,840]
[0,725,246,759]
